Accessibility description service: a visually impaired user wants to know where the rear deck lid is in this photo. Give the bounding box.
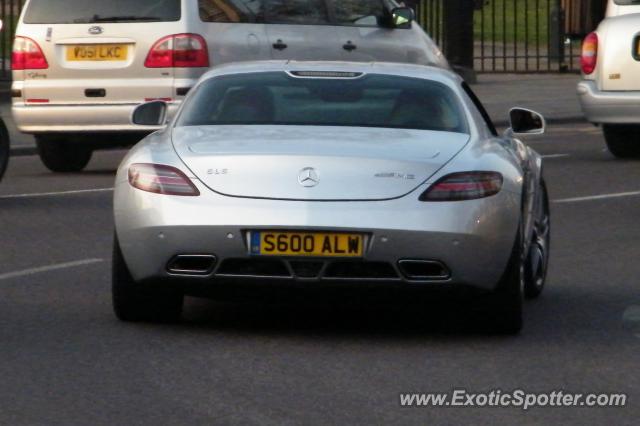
[173,125,470,201]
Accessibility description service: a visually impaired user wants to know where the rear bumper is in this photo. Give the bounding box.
[11,102,181,134]
[577,80,640,124]
[114,179,521,293]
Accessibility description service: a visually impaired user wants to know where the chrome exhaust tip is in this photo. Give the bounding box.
[398,260,450,280]
[167,255,217,276]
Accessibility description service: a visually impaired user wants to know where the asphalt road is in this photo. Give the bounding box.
[1,124,639,425]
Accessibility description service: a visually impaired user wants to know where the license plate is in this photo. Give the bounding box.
[66,44,128,61]
[250,232,364,257]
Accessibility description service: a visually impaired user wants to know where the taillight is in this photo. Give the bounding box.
[12,36,48,70]
[145,34,209,68]
[128,163,200,196]
[581,32,598,75]
[420,172,503,202]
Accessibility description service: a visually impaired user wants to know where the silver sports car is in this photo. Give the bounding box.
[113,61,550,333]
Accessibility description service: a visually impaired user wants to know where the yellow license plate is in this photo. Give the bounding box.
[66,44,128,61]
[250,232,364,257]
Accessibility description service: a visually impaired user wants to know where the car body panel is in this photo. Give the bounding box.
[172,125,470,201]
[606,0,640,17]
[114,61,544,294]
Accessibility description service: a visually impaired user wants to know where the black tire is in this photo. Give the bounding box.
[112,235,183,323]
[0,119,9,180]
[603,125,640,158]
[36,134,93,173]
[524,179,550,299]
[488,228,525,335]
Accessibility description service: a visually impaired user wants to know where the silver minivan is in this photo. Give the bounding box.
[12,0,448,172]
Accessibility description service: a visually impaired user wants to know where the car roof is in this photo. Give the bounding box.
[199,61,463,87]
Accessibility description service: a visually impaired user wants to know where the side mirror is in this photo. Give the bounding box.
[131,101,168,126]
[508,108,545,135]
[391,7,414,28]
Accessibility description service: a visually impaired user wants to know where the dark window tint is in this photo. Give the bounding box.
[178,72,468,134]
[199,0,335,24]
[199,0,262,23]
[24,0,181,24]
[329,0,388,27]
[264,0,328,24]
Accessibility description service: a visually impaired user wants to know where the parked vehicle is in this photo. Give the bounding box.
[12,0,447,172]
[578,0,640,157]
[113,61,550,333]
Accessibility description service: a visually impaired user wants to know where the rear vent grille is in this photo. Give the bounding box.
[217,258,290,277]
[191,258,448,282]
[289,260,324,278]
[324,261,398,279]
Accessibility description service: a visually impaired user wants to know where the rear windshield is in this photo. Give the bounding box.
[177,72,468,134]
[198,0,391,27]
[23,0,181,24]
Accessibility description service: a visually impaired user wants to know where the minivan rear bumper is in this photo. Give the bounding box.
[12,102,180,134]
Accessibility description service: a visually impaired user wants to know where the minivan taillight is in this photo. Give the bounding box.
[145,34,209,68]
[581,32,598,75]
[12,36,48,70]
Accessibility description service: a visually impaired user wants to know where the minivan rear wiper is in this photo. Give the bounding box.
[73,15,163,23]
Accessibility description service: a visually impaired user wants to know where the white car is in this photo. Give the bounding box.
[12,0,447,172]
[578,0,640,157]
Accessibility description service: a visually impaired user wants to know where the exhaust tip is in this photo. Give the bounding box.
[167,255,217,276]
[398,260,450,280]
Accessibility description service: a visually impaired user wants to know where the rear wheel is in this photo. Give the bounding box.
[524,179,550,299]
[488,228,525,335]
[603,125,640,158]
[36,134,93,173]
[0,119,9,180]
[112,236,183,323]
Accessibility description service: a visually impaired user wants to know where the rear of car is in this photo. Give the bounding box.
[12,0,206,171]
[112,62,544,333]
[113,63,516,293]
[578,1,640,157]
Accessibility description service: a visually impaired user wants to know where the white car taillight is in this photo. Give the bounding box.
[144,34,209,68]
[420,172,503,202]
[128,163,200,196]
[581,32,598,75]
[12,36,49,70]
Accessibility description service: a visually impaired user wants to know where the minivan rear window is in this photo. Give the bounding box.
[198,0,389,27]
[199,0,328,24]
[23,0,181,24]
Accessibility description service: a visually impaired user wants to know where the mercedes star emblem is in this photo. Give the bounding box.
[298,167,319,188]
